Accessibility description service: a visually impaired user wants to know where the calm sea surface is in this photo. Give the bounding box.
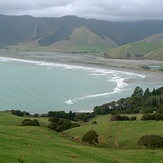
[0,57,162,113]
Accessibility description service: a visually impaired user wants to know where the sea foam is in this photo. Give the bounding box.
[0,56,145,78]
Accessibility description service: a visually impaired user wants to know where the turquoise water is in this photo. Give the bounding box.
[0,57,162,114]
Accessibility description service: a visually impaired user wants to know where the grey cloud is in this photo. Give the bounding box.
[0,0,163,21]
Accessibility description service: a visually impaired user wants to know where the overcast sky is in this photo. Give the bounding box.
[0,0,163,21]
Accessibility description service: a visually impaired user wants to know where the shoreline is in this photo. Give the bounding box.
[1,50,163,83]
[0,51,163,114]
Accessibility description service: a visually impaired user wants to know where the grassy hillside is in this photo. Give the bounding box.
[7,26,117,54]
[0,112,163,163]
[108,33,163,60]
[48,26,117,53]
[64,114,163,149]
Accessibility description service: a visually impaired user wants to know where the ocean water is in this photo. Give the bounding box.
[0,57,162,114]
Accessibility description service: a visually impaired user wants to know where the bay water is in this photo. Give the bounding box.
[0,57,162,114]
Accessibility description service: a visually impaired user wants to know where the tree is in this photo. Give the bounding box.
[132,86,144,97]
[82,130,99,144]
[11,110,24,116]
[144,88,150,97]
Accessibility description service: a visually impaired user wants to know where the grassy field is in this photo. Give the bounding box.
[0,112,163,163]
[64,114,163,149]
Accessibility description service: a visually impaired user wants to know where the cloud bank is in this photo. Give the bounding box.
[0,0,163,21]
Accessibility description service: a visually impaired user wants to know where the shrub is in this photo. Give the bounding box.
[22,119,32,126]
[76,112,95,122]
[111,114,123,121]
[69,123,80,128]
[48,117,59,123]
[56,119,72,132]
[82,130,99,145]
[48,123,57,130]
[32,119,40,126]
[129,116,137,121]
[137,134,163,149]
[48,118,80,132]
[33,113,39,117]
[141,114,154,120]
[153,113,163,121]
[122,115,129,120]
[92,121,97,124]
[111,114,130,121]
[141,113,163,121]
[22,119,40,126]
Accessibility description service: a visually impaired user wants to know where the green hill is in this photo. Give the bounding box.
[64,114,163,149]
[0,112,163,163]
[8,26,117,53]
[0,112,112,163]
[108,33,163,60]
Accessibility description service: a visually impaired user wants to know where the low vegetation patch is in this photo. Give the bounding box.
[22,119,40,126]
[111,114,137,121]
[48,117,80,132]
[82,130,99,145]
[141,113,163,121]
[138,134,163,149]
[11,110,30,117]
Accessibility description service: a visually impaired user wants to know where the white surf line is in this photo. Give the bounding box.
[0,56,145,79]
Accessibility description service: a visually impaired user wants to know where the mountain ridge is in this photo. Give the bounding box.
[1,14,163,60]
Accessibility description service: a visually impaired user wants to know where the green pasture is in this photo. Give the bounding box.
[64,114,163,149]
[0,112,162,163]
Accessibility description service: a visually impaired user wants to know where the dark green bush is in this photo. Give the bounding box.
[56,119,72,132]
[153,113,163,121]
[92,121,97,124]
[141,114,154,120]
[48,123,57,130]
[48,117,59,123]
[129,116,137,121]
[32,119,40,126]
[141,113,163,121]
[70,123,80,128]
[122,115,129,120]
[111,114,123,121]
[11,110,30,116]
[22,119,32,126]
[22,119,40,126]
[111,114,130,121]
[33,113,39,117]
[11,110,24,116]
[76,112,95,122]
[48,118,80,132]
[82,130,99,145]
[137,134,163,149]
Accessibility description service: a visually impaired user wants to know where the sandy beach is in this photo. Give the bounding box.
[1,50,163,84]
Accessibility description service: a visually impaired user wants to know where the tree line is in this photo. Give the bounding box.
[94,86,163,115]
[10,86,163,122]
